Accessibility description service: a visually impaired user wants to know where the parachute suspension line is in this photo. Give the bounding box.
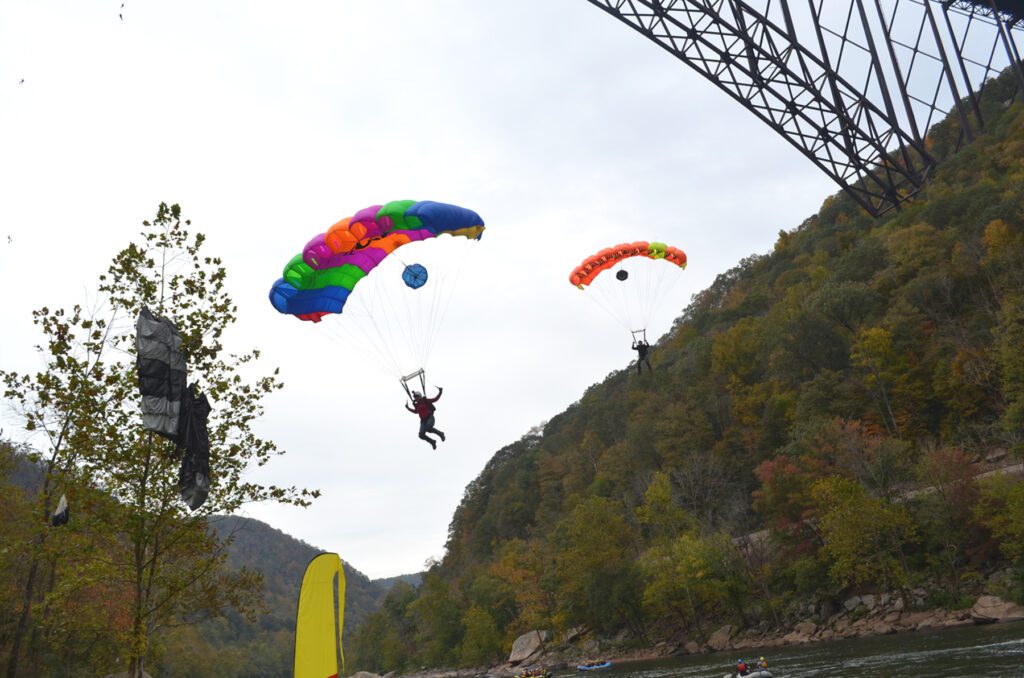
[373,271,423,368]
[587,260,643,335]
[637,262,658,331]
[581,286,633,334]
[393,234,477,374]
[361,303,408,376]
[631,329,648,344]
[328,234,478,381]
[580,255,687,342]
[383,255,432,370]
[421,237,476,365]
[342,289,403,377]
[321,314,403,380]
[426,260,452,360]
[378,252,432,371]
[321,269,414,380]
[629,258,683,336]
[612,262,636,328]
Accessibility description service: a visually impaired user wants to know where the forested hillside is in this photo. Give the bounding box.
[347,72,1024,673]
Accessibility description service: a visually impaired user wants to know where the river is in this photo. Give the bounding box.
[555,622,1024,677]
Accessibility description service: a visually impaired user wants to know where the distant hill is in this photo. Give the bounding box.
[211,514,395,636]
[374,572,423,591]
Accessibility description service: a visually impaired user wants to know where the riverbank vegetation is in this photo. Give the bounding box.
[347,73,1024,674]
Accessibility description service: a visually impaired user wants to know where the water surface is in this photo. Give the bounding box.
[556,622,1024,677]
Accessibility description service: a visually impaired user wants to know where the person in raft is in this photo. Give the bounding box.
[407,387,445,449]
[632,338,652,374]
[736,659,750,676]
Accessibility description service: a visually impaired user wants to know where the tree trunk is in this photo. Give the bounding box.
[5,557,39,678]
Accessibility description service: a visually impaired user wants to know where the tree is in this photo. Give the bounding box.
[974,474,1024,565]
[349,582,418,674]
[551,497,644,637]
[996,293,1024,454]
[1,204,316,677]
[913,447,981,599]
[811,477,915,589]
[487,538,555,635]
[635,471,694,545]
[850,327,901,434]
[458,606,502,667]
[408,569,464,668]
[640,531,752,636]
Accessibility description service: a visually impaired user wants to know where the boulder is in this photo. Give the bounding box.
[683,640,701,654]
[970,595,1024,624]
[896,611,931,629]
[861,594,877,611]
[732,636,763,650]
[781,621,817,644]
[350,672,383,678]
[942,616,974,628]
[793,621,817,636]
[860,620,894,636]
[563,626,586,643]
[509,630,549,665]
[706,625,734,651]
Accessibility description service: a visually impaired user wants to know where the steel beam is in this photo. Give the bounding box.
[586,0,1023,216]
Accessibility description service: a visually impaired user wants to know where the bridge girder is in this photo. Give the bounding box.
[586,0,1024,216]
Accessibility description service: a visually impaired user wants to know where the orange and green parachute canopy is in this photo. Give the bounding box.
[569,241,686,289]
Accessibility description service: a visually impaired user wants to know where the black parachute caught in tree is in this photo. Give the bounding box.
[135,306,211,510]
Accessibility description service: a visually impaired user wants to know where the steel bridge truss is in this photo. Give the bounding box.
[586,0,1024,216]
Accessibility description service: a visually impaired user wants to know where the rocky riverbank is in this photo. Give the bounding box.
[366,592,1024,678]
[709,593,1024,653]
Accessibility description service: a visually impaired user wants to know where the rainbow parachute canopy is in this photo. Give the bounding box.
[269,200,484,322]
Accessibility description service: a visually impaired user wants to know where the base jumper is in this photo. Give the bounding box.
[407,387,446,449]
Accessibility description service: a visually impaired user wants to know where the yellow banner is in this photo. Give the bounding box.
[294,552,346,678]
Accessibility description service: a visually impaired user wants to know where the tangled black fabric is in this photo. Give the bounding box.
[136,308,213,510]
[177,384,211,511]
[135,307,187,442]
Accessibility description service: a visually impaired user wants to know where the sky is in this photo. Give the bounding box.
[0,0,839,579]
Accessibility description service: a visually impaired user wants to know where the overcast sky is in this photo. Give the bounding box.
[0,0,838,578]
